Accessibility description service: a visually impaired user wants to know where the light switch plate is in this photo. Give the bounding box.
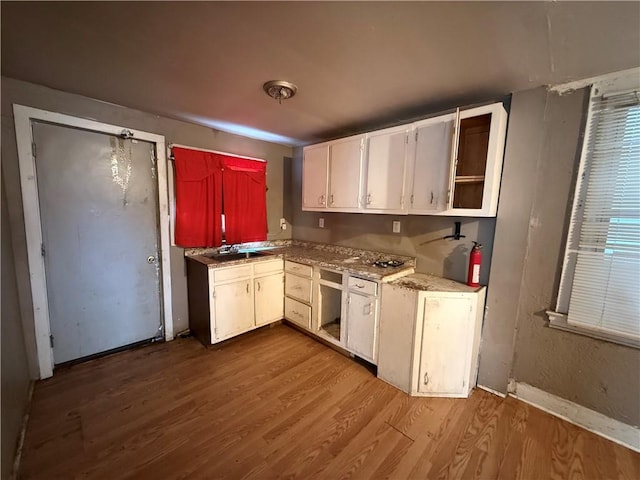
[319,217,325,228]
[392,220,401,233]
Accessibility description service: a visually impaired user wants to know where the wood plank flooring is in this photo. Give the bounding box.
[19,324,640,479]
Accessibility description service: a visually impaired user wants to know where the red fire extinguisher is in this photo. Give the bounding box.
[467,241,482,287]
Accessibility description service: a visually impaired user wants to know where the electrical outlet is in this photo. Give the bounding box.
[279,218,287,230]
[319,217,325,228]
[392,220,401,233]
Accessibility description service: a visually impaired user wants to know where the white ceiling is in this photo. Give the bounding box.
[2,2,639,146]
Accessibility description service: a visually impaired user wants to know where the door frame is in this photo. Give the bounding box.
[13,104,174,379]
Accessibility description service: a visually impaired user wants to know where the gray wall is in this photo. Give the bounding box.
[480,86,640,426]
[290,147,496,285]
[1,77,293,368]
[1,171,32,480]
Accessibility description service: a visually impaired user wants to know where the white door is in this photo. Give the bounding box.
[302,144,329,209]
[328,135,364,209]
[32,122,163,364]
[365,125,409,212]
[255,273,284,326]
[418,295,472,395]
[410,114,455,213]
[347,293,377,362]
[213,280,254,340]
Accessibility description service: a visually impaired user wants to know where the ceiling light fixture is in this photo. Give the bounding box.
[263,80,297,104]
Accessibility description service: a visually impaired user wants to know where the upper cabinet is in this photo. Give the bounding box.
[301,143,329,210]
[443,103,508,217]
[301,102,507,217]
[363,125,410,213]
[408,113,456,214]
[302,134,364,212]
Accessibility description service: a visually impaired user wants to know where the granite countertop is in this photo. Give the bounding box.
[186,240,416,282]
[390,273,482,293]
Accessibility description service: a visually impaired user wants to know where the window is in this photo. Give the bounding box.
[171,145,267,248]
[549,74,640,348]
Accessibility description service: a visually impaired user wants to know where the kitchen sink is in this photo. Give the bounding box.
[205,251,270,262]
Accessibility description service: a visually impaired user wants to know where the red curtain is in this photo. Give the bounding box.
[221,156,267,244]
[173,147,223,247]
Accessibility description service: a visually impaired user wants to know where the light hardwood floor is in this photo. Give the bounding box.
[19,324,640,479]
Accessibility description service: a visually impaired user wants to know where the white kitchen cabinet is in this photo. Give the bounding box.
[284,260,313,330]
[302,135,364,212]
[408,113,456,214]
[346,289,378,363]
[301,102,507,217]
[302,143,329,210]
[254,272,284,327]
[328,135,364,210]
[441,103,508,217]
[213,279,254,340]
[377,275,486,397]
[364,125,410,213]
[187,257,284,345]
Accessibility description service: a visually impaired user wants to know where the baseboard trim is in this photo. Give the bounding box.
[477,384,507,398]
[11,380,35,480]
[512,382,640,453]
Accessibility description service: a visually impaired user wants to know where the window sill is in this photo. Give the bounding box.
[546,311,640,349]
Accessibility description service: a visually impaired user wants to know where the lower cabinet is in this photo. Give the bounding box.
[187,257,284,345]
[255,273,284,327]
[213,279,254,339]
[283,262,381,365]
[377,280,486,397]
[284,260,313,329]
[346,277,379,364]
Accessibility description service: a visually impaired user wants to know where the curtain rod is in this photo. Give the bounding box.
[168,143,266,162]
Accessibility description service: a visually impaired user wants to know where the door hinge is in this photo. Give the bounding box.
[32,142,37,158]
[41,243,46,258]
[49,335,54,348]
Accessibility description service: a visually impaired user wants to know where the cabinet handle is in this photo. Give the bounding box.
[424,372,430,385]
[366,193,372,205]
[363,303,372,315]
[354,283,365,289]
[246,283,249,294]
[319,194,325,205]
[257,281,261,292]
[430,191,434,204]
[329,194,334,205]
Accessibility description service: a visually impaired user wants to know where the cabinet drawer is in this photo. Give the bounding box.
[285,261,312,278]
[348,276,378,296]
[285,297,311,329]
[285,273,312,303]
[254,258,283,276]
[212,265,253,283]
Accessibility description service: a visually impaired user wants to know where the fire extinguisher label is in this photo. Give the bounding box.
[472,265,480,284]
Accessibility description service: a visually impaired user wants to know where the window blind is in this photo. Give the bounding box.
[565,89,640,339]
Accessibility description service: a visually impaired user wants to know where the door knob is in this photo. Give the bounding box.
[147,256,156,264]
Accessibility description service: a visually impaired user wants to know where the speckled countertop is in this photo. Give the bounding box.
[389,273,481,293]
[186,240,416,282]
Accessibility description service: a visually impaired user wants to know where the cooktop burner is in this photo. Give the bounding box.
[373,259,405,268]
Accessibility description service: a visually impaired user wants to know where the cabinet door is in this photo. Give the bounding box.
[254,273,284,326]
[213,280,254,340]
[417,295,472,396]
[347,292,378,363]
[445,103,507,217]
[328,135,364,210]
[364,125,409,212]
[302,144,329,209]
[410,114,455,213]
